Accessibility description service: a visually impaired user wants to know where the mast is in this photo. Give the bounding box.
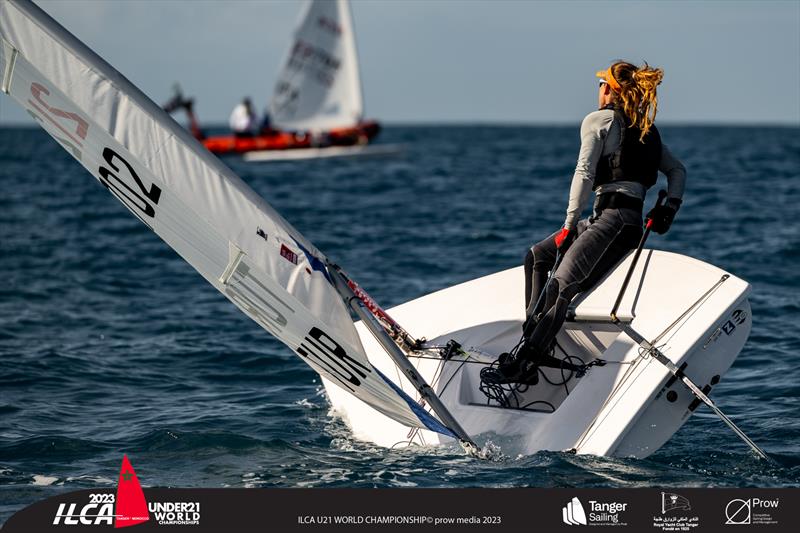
[329,265,477,451]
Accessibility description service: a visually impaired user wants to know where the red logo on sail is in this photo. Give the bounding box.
[114,455,149,528]
[280,243,299,264]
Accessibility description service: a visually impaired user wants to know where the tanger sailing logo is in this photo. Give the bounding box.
[52,454,149,527]
[563,497,588,526]
[562,496,629,526]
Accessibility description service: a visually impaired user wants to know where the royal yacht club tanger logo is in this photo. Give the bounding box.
[661,492,691,514]
[562,496,628,526]
[653,492,699,531]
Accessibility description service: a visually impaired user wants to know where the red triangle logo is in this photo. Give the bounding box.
[114,455,149,528]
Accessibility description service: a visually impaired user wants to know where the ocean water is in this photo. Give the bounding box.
[1,125,799,522]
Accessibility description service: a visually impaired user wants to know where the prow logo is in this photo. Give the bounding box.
[114,455,149,528]
[563,497,588,526]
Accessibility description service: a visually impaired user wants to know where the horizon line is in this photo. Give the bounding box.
[0,120,797,129]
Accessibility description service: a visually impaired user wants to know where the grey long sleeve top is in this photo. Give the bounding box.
[563,109,687,230]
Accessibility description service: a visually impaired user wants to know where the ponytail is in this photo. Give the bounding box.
[609,61,664,142]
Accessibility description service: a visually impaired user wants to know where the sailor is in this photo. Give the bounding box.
[260,108,280,135]
[229,97,257,137]
[482,61,686,384]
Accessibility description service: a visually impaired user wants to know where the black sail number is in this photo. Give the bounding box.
[297,327,370,392]
[98,147,162,218]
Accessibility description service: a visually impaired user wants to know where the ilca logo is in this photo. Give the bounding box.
[52,454,148,527]
[563,497,588,526]
[51,455,201,527]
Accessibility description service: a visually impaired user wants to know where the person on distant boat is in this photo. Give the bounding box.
[162,84,205,140]
[229,97,257,137]
[259,109,275,136]
[482,61,686,385]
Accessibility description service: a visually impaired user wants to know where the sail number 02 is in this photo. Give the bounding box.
[98,147,162,219]
[25,82,162,220]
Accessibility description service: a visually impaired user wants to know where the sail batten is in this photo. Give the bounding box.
[0,0,450,438]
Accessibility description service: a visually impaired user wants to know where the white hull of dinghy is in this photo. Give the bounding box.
[323,250,752,459]
[243,144,406,162]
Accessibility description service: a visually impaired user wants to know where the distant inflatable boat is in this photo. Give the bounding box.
[169,0,383,158]
[202,121,381,156]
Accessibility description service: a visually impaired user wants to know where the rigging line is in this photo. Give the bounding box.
[573,277,729,451]
[406,354,491,365]
[331,268,477,449]
[651,274,729,346]
[391,353,436,447]
[437,357,472,397]
[416,344,497,358]
[416,353,475,421]
[520,399,557,411]
[617,322,771,461]
[562,355,586,395]
[572,345,648,451]
[575,276,737,452]
[404,355,473,446]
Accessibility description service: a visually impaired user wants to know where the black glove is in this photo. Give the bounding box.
[646,198,682,234]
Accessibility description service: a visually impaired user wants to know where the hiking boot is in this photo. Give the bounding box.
[516,339,553,363]
[521,313,541,336]
[480,355,540,385]
[519,340,591,375]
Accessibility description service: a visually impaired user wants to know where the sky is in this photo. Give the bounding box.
[1,0,799,125]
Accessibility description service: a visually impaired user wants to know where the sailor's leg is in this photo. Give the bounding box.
[523,277,580,357]
[524,209,642,357]
[567,208,643,293]
[524,232,558,319]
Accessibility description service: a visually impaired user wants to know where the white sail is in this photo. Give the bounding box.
[0,0,451,437]
[269,0,363,131]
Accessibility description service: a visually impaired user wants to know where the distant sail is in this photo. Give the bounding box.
[270,0,363,131]
[0,0,451,437]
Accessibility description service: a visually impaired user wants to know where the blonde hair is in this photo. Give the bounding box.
[609,61,664,142]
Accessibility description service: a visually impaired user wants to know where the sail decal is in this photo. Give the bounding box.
[0,0,454,437]
[270,0,363,131]
[291,237,333,283]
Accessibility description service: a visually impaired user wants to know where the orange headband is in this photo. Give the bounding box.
[596,67,622,93]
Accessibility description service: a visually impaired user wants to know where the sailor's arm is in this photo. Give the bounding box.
[660,143,686,207]
[564,111,614,230]
[647,143,687,234]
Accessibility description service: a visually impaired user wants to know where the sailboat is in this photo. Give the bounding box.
[0,0,766,460]
[186,0,386,159]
